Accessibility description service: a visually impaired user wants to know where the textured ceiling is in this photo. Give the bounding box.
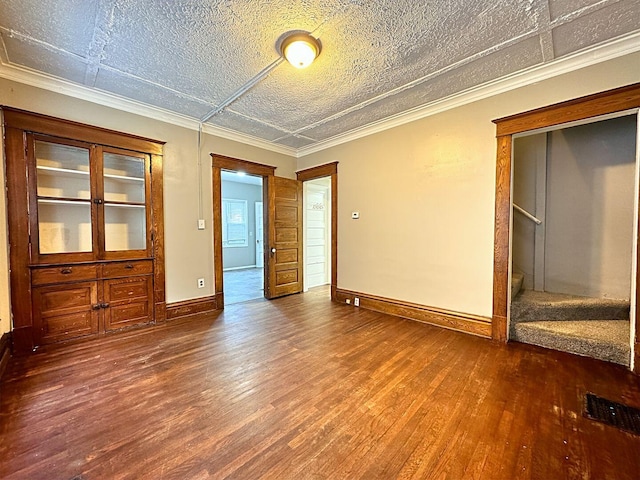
[1,0,639,152]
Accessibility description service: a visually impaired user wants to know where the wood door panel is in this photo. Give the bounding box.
[106,279,150,301]
[276,205,298,223]
[106,301,151,330]
[33,282,99,344]
[275,228,298,243]
[267,177,303,298]
[275,183,298,201]
[276,270,298,286]
[276,248,298,264]
[36,283,97,312]
[104,276,154,330]
[41,311,99,343]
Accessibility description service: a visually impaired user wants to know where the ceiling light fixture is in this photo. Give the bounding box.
[280,32,322,69]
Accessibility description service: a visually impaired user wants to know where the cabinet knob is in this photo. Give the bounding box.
[100,302,110,309]
[60,268,72,274]
[92,304,101,310]
[93,198,104,204]
[124,264,134,269]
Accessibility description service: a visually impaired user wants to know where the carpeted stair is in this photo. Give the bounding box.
[510,288,631,366]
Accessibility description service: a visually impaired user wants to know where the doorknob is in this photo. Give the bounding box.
[271,247,276,254]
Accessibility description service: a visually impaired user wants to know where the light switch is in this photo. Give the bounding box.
[198,219,206,230]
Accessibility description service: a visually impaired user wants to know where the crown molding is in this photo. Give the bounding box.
[0,62,297,157]
[295,32,640,158]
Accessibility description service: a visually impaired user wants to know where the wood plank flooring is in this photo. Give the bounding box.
[1,287,640,479]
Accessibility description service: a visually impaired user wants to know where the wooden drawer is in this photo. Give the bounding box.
[32,264,98,286]
[102,260,153,279]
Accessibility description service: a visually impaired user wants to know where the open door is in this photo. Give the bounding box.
[266,176,303,299]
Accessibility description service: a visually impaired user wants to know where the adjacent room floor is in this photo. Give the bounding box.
[223,267,264,304]
[1,287,639,479]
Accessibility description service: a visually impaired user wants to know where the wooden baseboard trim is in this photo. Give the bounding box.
[166,295,220,320]
[0,332,12,380]
[334,288,492,338]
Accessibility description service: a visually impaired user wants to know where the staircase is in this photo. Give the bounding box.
[510,280,631,366]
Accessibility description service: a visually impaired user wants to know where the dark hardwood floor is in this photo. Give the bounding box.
[1,286,639,479]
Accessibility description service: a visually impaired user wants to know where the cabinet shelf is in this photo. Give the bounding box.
[38,166,144,183]
[104,173,145,183]
[38,197,91,206]
[37,165,90,177]
[105,202,146,209]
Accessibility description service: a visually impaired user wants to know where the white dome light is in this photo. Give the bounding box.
[280,33,321,69]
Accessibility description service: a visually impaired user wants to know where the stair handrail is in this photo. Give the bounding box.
[513,203,542,225]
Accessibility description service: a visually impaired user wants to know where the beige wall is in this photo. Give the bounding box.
[0,78,296,335]
[545,116,636,299]
[298,52,640,318]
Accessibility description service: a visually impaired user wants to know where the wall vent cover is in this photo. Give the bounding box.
[584,393,640,435]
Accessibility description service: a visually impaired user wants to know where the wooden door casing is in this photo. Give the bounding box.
[211,154,276,307]
[267,176,303,299]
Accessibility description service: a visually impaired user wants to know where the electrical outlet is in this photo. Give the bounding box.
[354,297,360,307]
[346,298,351,304]
[198,219,206,230]
[197,278,205,288]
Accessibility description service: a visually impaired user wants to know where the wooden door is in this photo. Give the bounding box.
[304,182,330,290]
[266,177,303,299]
[32,281,100,344]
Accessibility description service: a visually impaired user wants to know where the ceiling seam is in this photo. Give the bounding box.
[538,1,555,62]
[0,31,9,64]
[83,0,118,87]
[223,107,302,138]
[96,63,219,108]
[288,30,543,137]
[549,0,620,27]
[0,27,86,61]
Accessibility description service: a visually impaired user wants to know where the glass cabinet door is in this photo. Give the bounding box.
[35,140,93,255]
[102,150,148,253]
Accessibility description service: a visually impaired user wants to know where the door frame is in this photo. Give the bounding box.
[212,154,275,307]
[255,202,264,268]
[296,162,338,301]
[302,181,331,292]
[491,82,640,373]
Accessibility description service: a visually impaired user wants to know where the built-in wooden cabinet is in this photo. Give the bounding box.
[3,108,165,352]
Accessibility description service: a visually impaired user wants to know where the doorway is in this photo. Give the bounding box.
[491,82,640,372]
[510,114,637,366]
[221,171,264,305]
[303,177,331,292]
[212,154,305,307]
[297,162,338,300]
